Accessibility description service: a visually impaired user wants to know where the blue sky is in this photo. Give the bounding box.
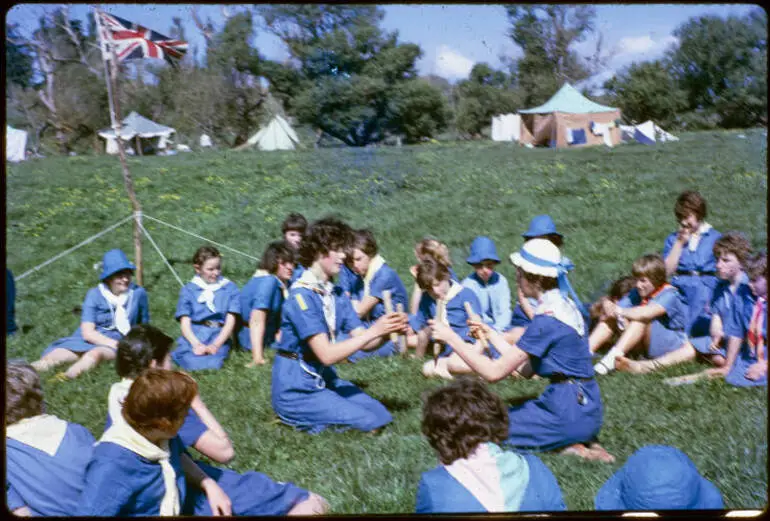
[6,3,760,89]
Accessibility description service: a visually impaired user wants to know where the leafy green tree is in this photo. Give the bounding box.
[258,5,446,145]
[454,63,521,138]
[603,60,688,128]
[5,25,34,89]
[668,8,767,128]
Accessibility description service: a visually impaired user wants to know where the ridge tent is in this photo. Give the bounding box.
[98,112,176,155]
[6,126,28,162]
[518,83,622,148]
[236,115,299,151]
[620,120,680,145]
[490,113,534,144]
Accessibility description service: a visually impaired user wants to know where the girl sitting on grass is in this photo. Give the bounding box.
[239,241,295,367]
[416,378,566,513]
[409,237,458,315]
[32,249,149,380]
[461,236,512,333]
[346,228,409,362]
[429,239,613,462]
[591,254,691,376]
[172,246,240,371]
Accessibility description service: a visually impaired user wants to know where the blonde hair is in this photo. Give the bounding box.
[415,237,452,267]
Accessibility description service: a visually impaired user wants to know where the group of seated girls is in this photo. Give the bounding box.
[7,358,723,515]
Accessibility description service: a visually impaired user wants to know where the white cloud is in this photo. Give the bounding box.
[615,34,679,58]
[434,45,475,80]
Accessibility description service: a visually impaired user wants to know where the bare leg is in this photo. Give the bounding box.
[616,342,697,375]
[594,321,648,375]
[31,349,79,372]
[588,321,615,354]
[63,346,116,379]
[561,443,614,462]
[287,493,330,516]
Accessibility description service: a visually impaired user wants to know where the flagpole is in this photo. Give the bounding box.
[95,7,144,285]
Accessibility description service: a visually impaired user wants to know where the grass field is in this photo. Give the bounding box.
[5,129,768,513]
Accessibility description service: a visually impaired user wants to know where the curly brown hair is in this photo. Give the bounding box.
[297,217,354,268]
[674,190,707,222]
[747,252,767,282]
[122,369,197,437]
[6,360,46,425]
[713,232,753,266]
[421,377,509,465]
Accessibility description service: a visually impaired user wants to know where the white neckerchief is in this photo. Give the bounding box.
[444,442,530,512]
[98,283,132,335]
[7,414,69,457]
[687,222,713,252]
[535,288,585,337]
[107,378,134,427]
[363,255,386,298]
[191,275,230,313]
[436,281,465,326]
[253,269,288,299]
[293,269,336,342]
[99,421,180,516]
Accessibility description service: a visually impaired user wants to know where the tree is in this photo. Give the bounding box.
[5,25,35,89]
[258,5,447,145]
[505,5,606,107]
[603,60,688,128]
[668,8,767,128]
[454,63,521,138]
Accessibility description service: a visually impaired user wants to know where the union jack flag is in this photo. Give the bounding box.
[96,10,187,65]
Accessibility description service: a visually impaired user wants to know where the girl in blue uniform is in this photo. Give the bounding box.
[172,246,241,371]
[616,234,753,374]
[283,212,308,285]
[271,217,408,434]
[430,239,614,462]
[662,190,722,334]
[592,254,691,375]
[240,241,295,367]
[347,228,409,362]
[32,249,149,379]
[461,236,512,333]
[416,378,565,513]
[105,327,329,515]
[409,237,459,314]
[6,360,94,516]
[409,258,485,379]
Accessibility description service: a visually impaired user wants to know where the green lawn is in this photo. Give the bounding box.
[6,129,768,512]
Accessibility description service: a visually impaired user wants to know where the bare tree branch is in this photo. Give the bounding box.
[54,5,102,76]
[191,7,214,44]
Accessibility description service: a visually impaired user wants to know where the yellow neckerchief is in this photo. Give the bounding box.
[363,255,386,298]
[436,280,464,326]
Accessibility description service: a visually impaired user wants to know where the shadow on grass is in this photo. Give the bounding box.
[507,394,541,407]
[377,396,413,412]
[348,379,369,389]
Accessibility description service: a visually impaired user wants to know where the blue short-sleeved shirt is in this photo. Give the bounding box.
[409,285,482,352]
[240,275,285,347]
[461,271,512,332]
[351,264,409,323]
[618,286,688,333]
[517,315,594,378]
[175,280,241,323]
[662,228,722,274]
[709,274,754,339]
[82,283,150,332]
[277,286,364,361]
[337,265,362,297]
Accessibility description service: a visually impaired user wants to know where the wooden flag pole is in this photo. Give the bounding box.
[396,302,407,354]
[381,290,400,347]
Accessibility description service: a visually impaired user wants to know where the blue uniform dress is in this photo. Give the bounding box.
[289,263,306,285]
[238,273,287,352]
[415,444,565,513]
[7,268,16,335]
[172,279,241,371]
[348,262,409,363]
[103,381,311,515]
[6,415,94,516]
[662,226,722,333]
[461,272,512,332]
[336,264,361,297]
[507,314,603,452]
[271,281,393,433]
[42,282,149,356]
[409,284,482,357]
[726,295,767,388]
[617,286,689,359]
[690,273,752,357]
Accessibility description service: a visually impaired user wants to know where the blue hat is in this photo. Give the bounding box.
[100,249,136,281]
[595,445,724,511]
[522,215,562,239]
[466,236,500,264]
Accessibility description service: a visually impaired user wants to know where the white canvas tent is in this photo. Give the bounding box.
[238,115,299,151]
[492,114,519,142]
[98,112,176,155]
[620,120,679,145]
[6,125,28,162]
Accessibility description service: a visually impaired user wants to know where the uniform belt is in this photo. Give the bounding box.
[675,270,716,277]
[276,350,299,360]
[195,320,225,328]
[549,373,593,384]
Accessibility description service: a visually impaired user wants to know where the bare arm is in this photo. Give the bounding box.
[80,322,120,349]
[248,309,268,363]
[409,283,423,315]
[709,314,724,350]
[353,296,380,319]
[616,302,667,323]
[180,316,203,349]
[664,230,689,277]
[307,313,406,365]
[209,314,237,352]
[13,507,32,517]
[190,395,234,464]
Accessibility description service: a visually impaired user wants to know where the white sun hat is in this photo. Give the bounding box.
[509,239,562,277]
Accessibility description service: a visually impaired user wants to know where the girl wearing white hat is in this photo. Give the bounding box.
[430,239,613,462]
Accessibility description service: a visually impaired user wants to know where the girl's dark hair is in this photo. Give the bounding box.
[674,190,707,222]
[421,378,509,465]
[258,240,296,273]
[713,232,753,266]
[518,268,558,292]
[116,325,174,378]
[298,216,354,268]
[533,233,563,248]
[353,229,378,258]
[6,360,46,425]
[416,258,451,290]
[609,276,636,301]
[281,213,308,234]
[123,369,197,437]
[193,245,221,266]
[746,251,767,281]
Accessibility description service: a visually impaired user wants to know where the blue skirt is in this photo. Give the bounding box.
[725,347,767,388]
[506,379,603,452]
[172,324,230,371]
[647,321,688,359]
[42,327,121,356]
[672,274,719,330]
[186,461,310,516]
[271,355,392,434]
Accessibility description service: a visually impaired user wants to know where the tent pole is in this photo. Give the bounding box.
[96,7,144,285]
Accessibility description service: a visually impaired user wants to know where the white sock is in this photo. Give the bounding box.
[594,347,623,375]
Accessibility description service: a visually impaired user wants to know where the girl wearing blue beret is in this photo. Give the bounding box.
[32,249,149,380]
[461,236,512,333]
